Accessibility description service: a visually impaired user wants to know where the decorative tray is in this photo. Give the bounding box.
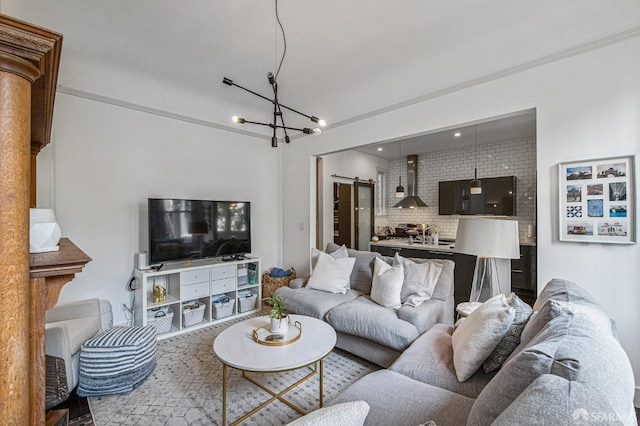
[253,321,302,346]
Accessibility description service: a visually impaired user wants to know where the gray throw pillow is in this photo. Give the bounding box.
[482,293,533,373]
[515,298,564,353]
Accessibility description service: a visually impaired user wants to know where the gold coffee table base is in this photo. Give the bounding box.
[222,358,325,426]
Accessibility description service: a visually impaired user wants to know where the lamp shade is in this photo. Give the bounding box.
[454,217,520,259]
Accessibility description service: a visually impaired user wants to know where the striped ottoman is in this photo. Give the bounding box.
[77,326,157,397]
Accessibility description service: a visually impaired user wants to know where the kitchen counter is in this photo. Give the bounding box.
[370,238,536,252]
[369,239,455,252]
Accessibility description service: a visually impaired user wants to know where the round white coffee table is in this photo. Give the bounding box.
[213,315,337,425]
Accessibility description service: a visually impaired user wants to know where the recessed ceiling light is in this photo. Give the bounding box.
[377,147,383,151]
[454,132,461,137]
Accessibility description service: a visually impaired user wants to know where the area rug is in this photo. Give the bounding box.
[89,312,379,425]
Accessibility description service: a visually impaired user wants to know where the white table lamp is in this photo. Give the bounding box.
[454,217,520,303]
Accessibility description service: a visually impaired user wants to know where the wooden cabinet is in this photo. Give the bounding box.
[134,258,261,338]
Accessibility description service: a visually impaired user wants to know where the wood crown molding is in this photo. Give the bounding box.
[0,50,40,82]
[0,14,62,155]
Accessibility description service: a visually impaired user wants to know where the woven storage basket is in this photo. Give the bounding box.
[182,301,206,327]
[262,267,296,296]
[238,294,257,313]
[147,309,173,334]
[212,298,235,320]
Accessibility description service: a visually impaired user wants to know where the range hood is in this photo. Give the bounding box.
[393,155,428,208]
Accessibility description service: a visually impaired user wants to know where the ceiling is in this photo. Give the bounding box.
[354,109,537,159]
[3,1,640,143]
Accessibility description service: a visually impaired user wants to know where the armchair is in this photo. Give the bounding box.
[45,298,102,392]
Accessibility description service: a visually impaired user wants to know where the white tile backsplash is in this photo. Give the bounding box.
[384,137,537,242]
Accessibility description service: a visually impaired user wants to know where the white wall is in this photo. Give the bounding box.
[283,37,640,398]
[38,94,283,326]
[319,150,388,248]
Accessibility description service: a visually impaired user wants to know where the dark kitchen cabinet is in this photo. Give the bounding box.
[511,244,537,306]
[439,176,517,216]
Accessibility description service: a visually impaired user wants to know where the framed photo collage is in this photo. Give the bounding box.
[558,155,636,244]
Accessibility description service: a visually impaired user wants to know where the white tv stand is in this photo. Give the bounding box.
[133,256,261,339]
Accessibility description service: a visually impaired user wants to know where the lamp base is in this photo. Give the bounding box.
[469,257,501,303]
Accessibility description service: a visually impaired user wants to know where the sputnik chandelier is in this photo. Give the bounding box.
[222,0,327,148]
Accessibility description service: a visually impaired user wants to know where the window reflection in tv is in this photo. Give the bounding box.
[148,198,251,264]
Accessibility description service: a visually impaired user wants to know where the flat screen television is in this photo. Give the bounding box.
[148,198,251,264]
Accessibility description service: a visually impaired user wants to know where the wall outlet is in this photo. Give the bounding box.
[298,222,304,230]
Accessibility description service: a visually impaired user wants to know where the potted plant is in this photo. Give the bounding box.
[264,291,289,334]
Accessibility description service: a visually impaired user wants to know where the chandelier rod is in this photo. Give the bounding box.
[223,77,321,123]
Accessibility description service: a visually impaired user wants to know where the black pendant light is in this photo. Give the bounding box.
[395,141,405,198]
[470,125,482,195]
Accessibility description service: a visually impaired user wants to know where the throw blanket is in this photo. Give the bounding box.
[269,267,293,277]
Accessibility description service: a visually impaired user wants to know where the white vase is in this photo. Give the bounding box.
[270,316,290,334]
[432,232,439,245]
[29,208,62,253]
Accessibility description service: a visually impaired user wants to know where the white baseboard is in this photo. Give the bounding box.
[635,386,639,408]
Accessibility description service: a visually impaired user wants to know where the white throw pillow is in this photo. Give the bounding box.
[370,257,404,309]
[286,401,370,426]
[393,253,443,307]
[311,245,348,269]
[451,294,515,382]
[306,251,356,294]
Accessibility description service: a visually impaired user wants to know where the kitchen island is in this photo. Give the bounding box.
[369,239,536,307]
[369,239,476,309]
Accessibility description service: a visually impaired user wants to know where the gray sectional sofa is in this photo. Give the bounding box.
[327,278,637,425]
[276,243,455,367]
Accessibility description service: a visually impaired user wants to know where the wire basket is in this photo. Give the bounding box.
[212,298,235,320]
[182,301,206,327]
[147,309,174,335]
[262,267,296,297]
[238,294,258,313]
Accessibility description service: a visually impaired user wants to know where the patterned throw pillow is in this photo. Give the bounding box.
[482,293,533,373]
